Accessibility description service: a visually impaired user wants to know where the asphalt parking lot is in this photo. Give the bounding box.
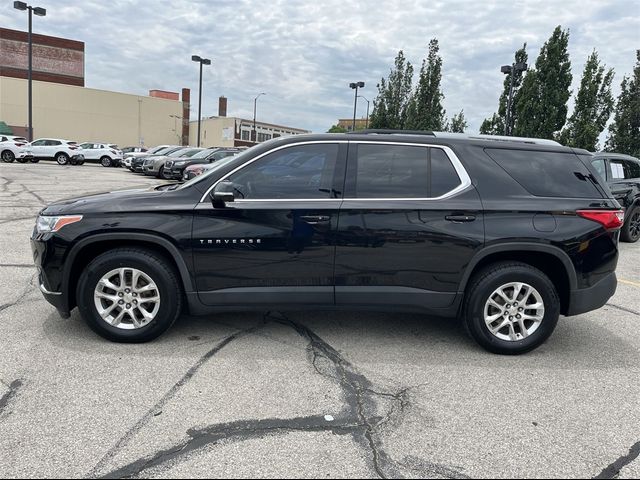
[0,161,639,479]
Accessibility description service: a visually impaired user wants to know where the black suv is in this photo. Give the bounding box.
[590,152,640,242]
[31,132,622,354]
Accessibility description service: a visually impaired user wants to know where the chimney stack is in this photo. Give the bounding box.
[218,96,227,117]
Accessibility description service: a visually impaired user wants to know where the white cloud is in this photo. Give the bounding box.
[1,0,638,134]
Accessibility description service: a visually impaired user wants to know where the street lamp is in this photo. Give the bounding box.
[13,1,47,142]
[358,95,370,129]
[252,93,266,143]
[349,82,365,131]
[192,55,211,147]
[500,61,528,136]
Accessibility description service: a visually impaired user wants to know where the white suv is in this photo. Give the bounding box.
[78,142,123,167]
[0,136,34,163]
[29,138,84,165]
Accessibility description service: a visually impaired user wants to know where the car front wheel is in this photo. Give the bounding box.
[463,261,559,355]
[1,150,15,162]
[76,248,183,342]
[620,206,640,243]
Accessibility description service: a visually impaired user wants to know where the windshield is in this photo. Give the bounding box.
[169,148,203,158]
[149,145,172,154]
[189,148,218,160]
[177,155,242,190]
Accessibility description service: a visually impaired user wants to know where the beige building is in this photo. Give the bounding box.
[0,76,189,147]
[189,97,311,148]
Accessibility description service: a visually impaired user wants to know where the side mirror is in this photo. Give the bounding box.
[210,180,234,207]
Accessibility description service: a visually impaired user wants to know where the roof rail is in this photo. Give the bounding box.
[352,129,436,136]
[432,131,562,146]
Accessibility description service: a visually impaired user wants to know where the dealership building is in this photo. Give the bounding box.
[0,27,308,148]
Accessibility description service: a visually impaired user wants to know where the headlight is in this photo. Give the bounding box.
[36,215,83,233]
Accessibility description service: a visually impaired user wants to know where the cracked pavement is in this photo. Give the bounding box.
[0,161,639,478]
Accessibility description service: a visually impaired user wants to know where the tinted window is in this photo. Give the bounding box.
[31,140,45,146]
[431,148,461,197]
[626,160,640,179]
[485,148,603,198]
[355,144,429,198]
[227,144,339,199]
[591,158,607,180]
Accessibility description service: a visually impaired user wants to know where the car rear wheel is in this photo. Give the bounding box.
[30,158,39,163]
[76,248,182,342]
[463,261,559,355]
[620,206,640,243]
[56,152,69,165]
[101,156,112,167]
[1,150,15,163]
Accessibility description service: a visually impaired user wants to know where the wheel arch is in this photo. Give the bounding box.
[460,243,577,316]
[63,233,194,311]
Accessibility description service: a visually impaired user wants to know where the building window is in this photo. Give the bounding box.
[241,130,250,141]
[258,133,272,142]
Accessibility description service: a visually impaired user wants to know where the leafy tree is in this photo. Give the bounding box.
[405,39,446,131]
[513,26,572,139]
[327,124,348,133]
[447,110,468,133]
[557,51,614,151]
[605,50,640,157]
[480,44,528,135]
[369,50,414,129]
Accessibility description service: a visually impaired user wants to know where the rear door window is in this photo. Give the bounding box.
[610,160,626,179]
[485,148,604,198]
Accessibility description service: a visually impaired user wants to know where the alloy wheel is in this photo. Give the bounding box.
[630,211,640,240]
[483,282,545,341]
[93,267,161,330]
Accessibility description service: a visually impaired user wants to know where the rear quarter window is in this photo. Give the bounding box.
[485,148,604,198]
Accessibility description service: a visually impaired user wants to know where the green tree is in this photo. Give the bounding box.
[605,50,640,157]
[557,50,614,150]
[369,50,414,129]
[447,110,468,133]
[513,26,572,139]
[480,44,528,135]
[405,39,446,131]
[327,124,348,133]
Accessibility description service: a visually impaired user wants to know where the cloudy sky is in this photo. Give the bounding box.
[2,0,639,134]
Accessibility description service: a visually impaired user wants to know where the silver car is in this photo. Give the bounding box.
[142,147,204,178]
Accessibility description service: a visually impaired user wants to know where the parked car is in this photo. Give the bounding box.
[142,147,203,178]
[590,152,640,242]
[0,137,35,163]
[122,146,148,156]
[129,146,182,173]
[78,142,123,167]
[29,138,84,165]
[31,131,623,354]
[164,147,242,180]
[182,155,238,180]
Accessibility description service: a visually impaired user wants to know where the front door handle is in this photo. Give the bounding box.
[299,215,331,224]
[445,214,476,222]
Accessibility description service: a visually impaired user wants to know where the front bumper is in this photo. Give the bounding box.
[566,271,617,316]
[143,163,160,175]
[31,236,70,317]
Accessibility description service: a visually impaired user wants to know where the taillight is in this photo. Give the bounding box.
[576,209,625,230]
[110,150,117,155]
[14,142,25,147]
[69,146,78,150]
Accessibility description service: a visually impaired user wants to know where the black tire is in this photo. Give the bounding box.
[76,159,85,165]
[16,157,28,163]
[76,248,183,343]
[56,152,69,165]
[463,261,560,355]
[30,158,39,163]
[156,165,165,179]
[620,206,640,243]
[101,156,112,167]
[1,150,15,163]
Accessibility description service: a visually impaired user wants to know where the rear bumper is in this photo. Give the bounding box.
[566,272,617,316]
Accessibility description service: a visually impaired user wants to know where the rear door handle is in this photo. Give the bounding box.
[299,215,331,224]
[445,214,476,222]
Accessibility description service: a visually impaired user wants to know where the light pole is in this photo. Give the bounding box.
[349,82,365,131]
[192,55,211,147]
[358,95,370,129]
[252,92,266,143]
[13,1,46,142]
[500,62,527,136]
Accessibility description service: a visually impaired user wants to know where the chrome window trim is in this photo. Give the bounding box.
[199,140,471,203]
